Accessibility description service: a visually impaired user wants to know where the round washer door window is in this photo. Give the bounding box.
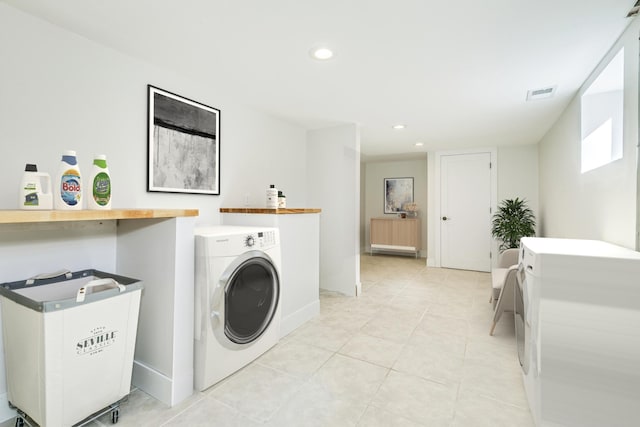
[224,252,279,344]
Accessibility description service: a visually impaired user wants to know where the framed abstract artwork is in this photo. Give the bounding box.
[147,85,220,195]
[384,177,414,213]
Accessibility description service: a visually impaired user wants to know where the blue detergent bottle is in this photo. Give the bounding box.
[54,150,83,210]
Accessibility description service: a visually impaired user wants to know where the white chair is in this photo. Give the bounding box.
[489,248,519,335]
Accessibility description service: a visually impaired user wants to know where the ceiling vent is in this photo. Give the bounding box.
[526,86,557,101]
[627,1,640,18]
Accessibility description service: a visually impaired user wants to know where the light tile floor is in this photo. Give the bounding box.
[81,254,533,426]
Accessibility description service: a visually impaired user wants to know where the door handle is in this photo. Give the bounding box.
[442,216,449,221]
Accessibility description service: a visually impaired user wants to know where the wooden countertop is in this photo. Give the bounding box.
[220,208,321,214]
[0,209,199,224]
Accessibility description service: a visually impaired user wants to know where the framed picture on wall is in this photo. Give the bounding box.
[384,177,414,213]
[147,85,221,195]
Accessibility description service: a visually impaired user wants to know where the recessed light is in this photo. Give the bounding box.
[415,142,424,147]
[392,124,406,130]
[310,46,334,60]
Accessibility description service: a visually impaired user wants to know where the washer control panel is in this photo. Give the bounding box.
[244,230,277,248]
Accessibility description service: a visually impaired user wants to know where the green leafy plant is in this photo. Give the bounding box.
[491,198,536,251]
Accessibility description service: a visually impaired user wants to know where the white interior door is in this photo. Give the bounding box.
[440,152,492,272]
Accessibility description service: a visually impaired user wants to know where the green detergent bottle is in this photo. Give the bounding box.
[88,155,111,210]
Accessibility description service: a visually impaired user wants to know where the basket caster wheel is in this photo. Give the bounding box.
[111,408,119,424]
[15,417,24,427]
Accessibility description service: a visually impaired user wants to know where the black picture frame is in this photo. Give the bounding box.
[147,85,221,195]
[384,177,414,213]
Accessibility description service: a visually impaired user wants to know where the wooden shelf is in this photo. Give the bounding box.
[0,209,199,224]
[220,208,321,214]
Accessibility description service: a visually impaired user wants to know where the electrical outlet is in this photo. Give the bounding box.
[244,194,251,206]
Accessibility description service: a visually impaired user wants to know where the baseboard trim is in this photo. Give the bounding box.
[132,360,173,406]
[279,300,320,339]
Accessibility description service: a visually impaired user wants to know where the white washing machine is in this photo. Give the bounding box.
[194,225,281,392]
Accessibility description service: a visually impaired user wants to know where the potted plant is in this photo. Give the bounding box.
[491,197,536,251]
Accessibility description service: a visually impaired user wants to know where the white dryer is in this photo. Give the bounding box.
[194,225,281,391]
[516,237,640,427]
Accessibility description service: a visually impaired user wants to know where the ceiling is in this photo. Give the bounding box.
[4,0,637,159]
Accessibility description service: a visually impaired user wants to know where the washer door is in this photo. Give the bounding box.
[220,250,279,345]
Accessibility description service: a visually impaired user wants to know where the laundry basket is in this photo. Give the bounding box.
[0,269,143,427]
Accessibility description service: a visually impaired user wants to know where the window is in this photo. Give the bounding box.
[580,48,624,173]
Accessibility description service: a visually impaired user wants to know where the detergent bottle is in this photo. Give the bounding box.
[266,184,278,208]
[87,155,112,210]
[54,150,83,210]
[19,164,53,210]
[277,190,286,209]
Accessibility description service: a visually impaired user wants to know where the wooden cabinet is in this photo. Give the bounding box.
[370,217,421,257]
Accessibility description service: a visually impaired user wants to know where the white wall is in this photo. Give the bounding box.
[362,158,428,256]
[497,144,540,232]
[360,164,367,253]
[0,4,308,225]
[427,153,437,266]
[538,19,640,249]
[307,124,360,296]
[581,90,624,164]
